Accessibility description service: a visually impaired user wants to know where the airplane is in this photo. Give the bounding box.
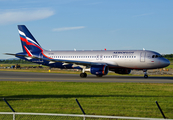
[5,25,170,78]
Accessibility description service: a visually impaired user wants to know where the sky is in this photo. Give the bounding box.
[0,0,173,59]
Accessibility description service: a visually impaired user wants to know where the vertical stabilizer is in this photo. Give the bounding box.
[18,25,43,55]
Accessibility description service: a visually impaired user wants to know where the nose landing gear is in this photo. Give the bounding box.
[144,74,148,78]
[143,69,148,78]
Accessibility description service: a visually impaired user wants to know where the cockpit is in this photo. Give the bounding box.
[152,55,163,58]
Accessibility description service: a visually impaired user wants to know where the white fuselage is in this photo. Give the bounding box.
[43,50,170,70]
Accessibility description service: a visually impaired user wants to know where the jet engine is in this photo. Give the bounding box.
[90,65,109,75]
[114,69,131,74]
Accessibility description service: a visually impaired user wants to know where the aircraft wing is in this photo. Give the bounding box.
[4,53,108,66]
[41,56,106,66]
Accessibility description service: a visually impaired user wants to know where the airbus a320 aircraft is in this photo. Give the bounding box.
[5,25,170,78]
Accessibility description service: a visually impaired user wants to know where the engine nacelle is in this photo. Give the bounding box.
[114,69,131,74]
[90,65,109,75]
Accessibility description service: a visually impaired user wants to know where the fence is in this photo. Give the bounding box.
[1,98,173,119]
[1,112,173,120]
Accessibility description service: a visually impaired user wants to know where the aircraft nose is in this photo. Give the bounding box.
[161,59,170,67]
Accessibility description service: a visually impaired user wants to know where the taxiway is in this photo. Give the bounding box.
[0,71,173,83]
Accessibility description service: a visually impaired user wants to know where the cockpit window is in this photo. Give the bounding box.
[152,55,163,58]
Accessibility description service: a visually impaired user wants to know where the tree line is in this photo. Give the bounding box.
[0,59,32,64]
[163,54,173,61]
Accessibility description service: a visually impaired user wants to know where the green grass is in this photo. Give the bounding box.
[166,64,173,69]
[0,82,173,119]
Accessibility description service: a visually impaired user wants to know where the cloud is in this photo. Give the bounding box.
[0,9,54,25]
[53,26,85,32]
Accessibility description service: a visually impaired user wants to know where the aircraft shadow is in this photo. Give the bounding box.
[1,94,173,101]
[89,75,173,80]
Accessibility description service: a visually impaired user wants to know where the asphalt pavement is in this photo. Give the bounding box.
[0,71,173,83]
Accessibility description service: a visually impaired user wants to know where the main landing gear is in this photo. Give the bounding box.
[80,73,87,78]
[143,69,148,78]
[80,67,87,78]
[96,75,103,77]
[80,73,103,78]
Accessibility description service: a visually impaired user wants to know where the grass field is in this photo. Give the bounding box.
[0,82,173,119]
[166,63,173,69]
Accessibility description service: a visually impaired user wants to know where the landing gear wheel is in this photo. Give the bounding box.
[143,69,148,79]
[80,73,87,78]
[96,75,103,77]
[144,74,148,78]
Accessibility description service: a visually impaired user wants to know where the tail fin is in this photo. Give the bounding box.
[18,25,43,56]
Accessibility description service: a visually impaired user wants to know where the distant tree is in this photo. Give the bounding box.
[163,54,173,61]
[0,59,32,64]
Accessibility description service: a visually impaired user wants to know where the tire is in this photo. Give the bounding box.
[144,74,148,78]
[80,73,87,78]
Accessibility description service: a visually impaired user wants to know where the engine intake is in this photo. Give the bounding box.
[90,65,109,75]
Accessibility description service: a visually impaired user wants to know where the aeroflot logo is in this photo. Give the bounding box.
[19,30,41,47]
[113,52,134,54]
